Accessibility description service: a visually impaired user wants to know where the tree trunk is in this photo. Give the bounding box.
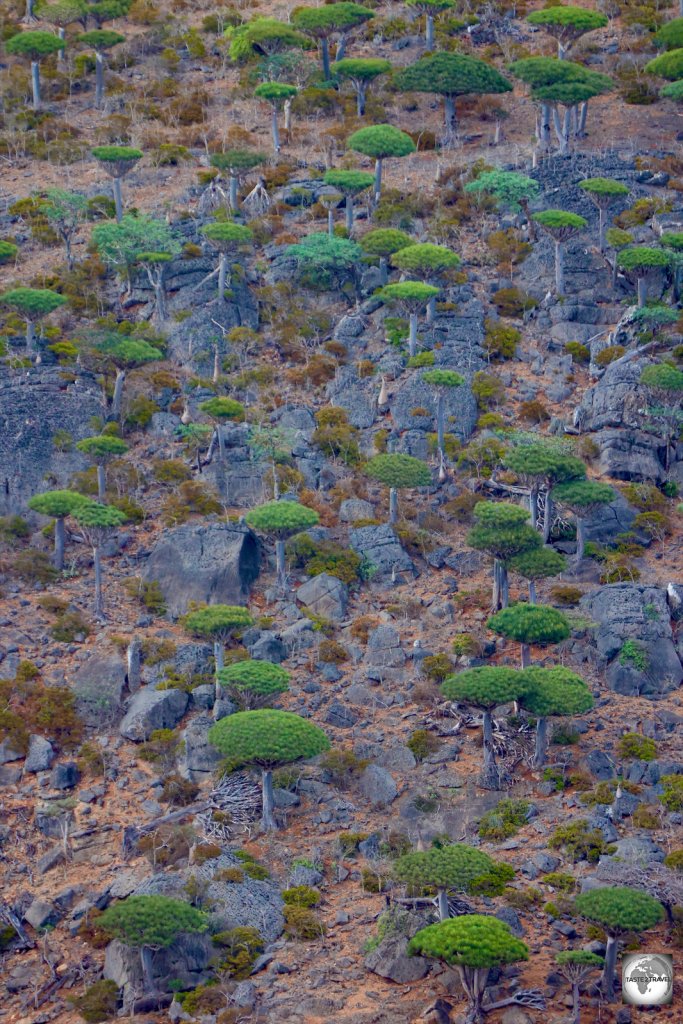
[93,544,104,618]
[555,240,565,294]
[457,966,489,1024]
[444,95,456,129]
[25,0,34,18]
[436,391,445,454]
[389,487,398,524]
[575,516,585,563]
[113,177,123,223]
[374,158,382,202]
[598,207,606,254]
[356,84,366,117]
[543,493,554,543]
[213,641,224,702]
[481,709,498,788]
[112,368,126,421]
[521,643,530,668]
[328,208,334,239]
[426,293,436,323]
[229,174,238,212]
[528,578,537,603]
[284,97,292,132]
[97,463,106,502]
[26,319,35,356]
[602,934,618,1001]
[261,768,277,831]
[436,888,450,921]
[321,36,331,80]
[218,252,228,303]
[64,232,74,271]
[154,278,167,322]
[95,51,104,108]
[558,39,566,59]
[553,106,571,155]
[345,195,354,232]
[500,562,509,608]
[637,275,647,307]
[408,311,418,358]
[58,26,66,63]
[140,946,155,993]
[533,716,548,767]
[271,106,280,153]
[492,558,502,611]
[572,981,580,1024]
[426,13,435,49]
[379,255,388,285]
[539,103,551,152]
[529,486,539,527]
[31,61,40,111]
[577,100,588,136]
[54,516,65,571]
[276,538,286,587]
[216,423,225,461]
[127,637,141,692]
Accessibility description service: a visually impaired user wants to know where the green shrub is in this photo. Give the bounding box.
[631,804,660,829]
[618,733,657,760]
[595,344,625,367]
[122,577,167,614]
[68,980,120,1023]
[478,798,529,841]
[619,640,648,672]
[483,319,520,360]
[664,850,683,872]
[407,729,442,762]
[660,774,683,811]
[421,653,454,682]
[212,926,264,978]
[338,831,369,855]
[565,341,590,364]
[543,872,578,893]
[550,584,583,606]
[491,287,538,318]
[282,886,320,907]
[284,905,326,940]
[320,748,369,787]
[548,820,615,862]
[504,886,541,910]
[451,632,482,657]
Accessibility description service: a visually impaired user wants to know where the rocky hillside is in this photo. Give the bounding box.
[1,0,683,1022]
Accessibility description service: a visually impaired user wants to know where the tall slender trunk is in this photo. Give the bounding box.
[218,252,228,303]
[93,544,104,618]
[54,516,65,571]
[408,311,418,358]
[64,233,74,271]
[426,294,436,323]
[216,423,225,461]
[153,278,166,322]
[435,391,445,454]
[637,276,647,306]
[336,34,347,60]
[500,563,509,608]
[558,39,566,59]
[602,935,618,1001]
[95,51,104,108]
[553,107,570,155]
[492,559,502,610]
[379,255,388,285]
[276,538,286,587]
[521,643,530,668]
[572,981,580,1024]
[112,368,126,420]
[213,641,224,703]
[58,26,66,63]
[555,240,565,295]
[533,716,548,767]
[25,0,34,18]
[127,637,141,692]
[327,208,334,238]
[31,61,40,111]
[577,101,588,136]
[530,486,539,527]
[374,158,382,202]
[539,103,551,153]
[575,516,586,563]
[457,966,489,1024]
[444,95,456,129]
[284,97,292,133]
[261,769,277,830]
[97,464,106,502]
[229,174,238,211]
[528,578,537,603]
[426,13,435,49]
[140,946,155,992]
[436,888,450,921]
[543,493,554,543]
[321,36,331,80]
[356,85,366,117]
[26,320,35,356]
[271,106,280,153]
[113,177,123,223]
[389,487,398,524]
[345,195,354,232]
[481,710,498,789]
[598,207,606,254]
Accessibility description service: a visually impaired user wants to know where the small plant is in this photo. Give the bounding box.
[283,906,326,940]
[68,980,120,1023]
[543,872,578,893]
[212,926,264,979]
[631,804,661,829]
[618,733,656,760]
[407,729,442,762]
[421,653,454,682]
[660,774,683,811]
[320,748,369,788]
[550,584,583,606]
[478,798,530,841]
[619,640,648,672]
[282,886,320,908]
[548,820,615,862]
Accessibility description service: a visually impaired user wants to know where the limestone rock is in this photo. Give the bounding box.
[119,687,189,741]
[24,735,54,773]
[296,572,348,621]
[72,652,128,727]
[359,765,398,807]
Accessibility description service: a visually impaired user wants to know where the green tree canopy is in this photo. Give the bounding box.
[75,435,129,460]
[617,246,670,272]
[323,169,376,196]
[395,845,501,919]
[217,659,290,707]
[532,209,587,238]
[509,546,567,584]
[662,79,683,101]
[395,52,511,127]
[359,228,413,257]
[0,287,66,321]
[93,335,162,369]
[464,170,539,212]
[347,124,416,160]
[73,501,126,529]
[574,886,664,934]
[0,240,18,264]
[365,453,431,489]
[551,479,615,511]
[6,29,64,59]
[99,894,208,949]
[78,29,125,49]
[527,6,607,56]
[92,216,179,274]
[578,177,629,202]
[391,243,461,277]
[422,369,465,389]
[227,18,308,61]
[39,0,88,28]
[409,914,528,969]
[520,665,593,717]
[640,363,683,392]
[202,222,253,250]
[210,149,265,174]
[441,665,528,709]
[333,57,391,82]
[246,500,320,538]
[487,604,570,645]
[199,396,246,422]
[293,3,374,78]
[254,81,298,103]
[285,233,362,285]
[380,281,440,309]
[28,489,92,518]
[645,48,683,80]
[91,145,143,171]
[655,17,683,49]
[183,604,253,640]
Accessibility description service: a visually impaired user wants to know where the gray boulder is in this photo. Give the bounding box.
[339,498,374,523]
[349,525,414,578]
[365,936,429,983]
[178,715,223,779]
[119,687,189,741]
[72,652,128,726]
[325,365,376,428]
[296,572,348,621]
[359,765,398,807]
[24,735,54,773]
[104,933,214,1007]
[367,625,405,668]
[50,762,80,790]
[581,584,683,697]
[142,521,259,617]
[24,899,59,930]
[583,492,638,546]
[0,737,25,765]
[390,371,477,442]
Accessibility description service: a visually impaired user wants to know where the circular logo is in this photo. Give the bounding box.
[623,954,674,1006]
